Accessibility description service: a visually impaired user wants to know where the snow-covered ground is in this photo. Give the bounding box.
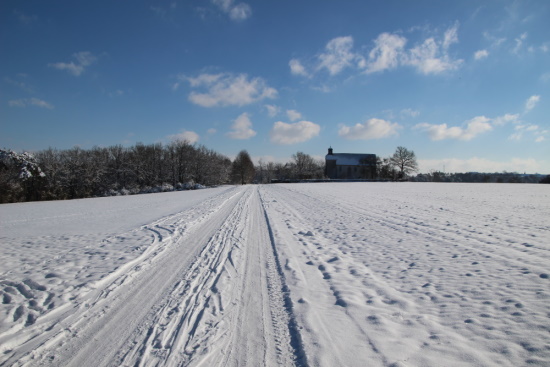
[0,183,548,366]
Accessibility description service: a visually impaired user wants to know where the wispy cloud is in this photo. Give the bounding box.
[365,33,407,73]
[167,130,200,144]
[492,113,520,126]
[182,72,277,107]
[483,31,507,49]
[512,32,527,54]
[338,118,400,140]
[212,0,251,21]
[405,23,463,75]
[8,98,54,109]
[151,2,177,21]
[4,74,34,93]
[289,59,309,77]
[226,112,256,139]
[13,10,37,25]
[401,108,420,118]
[416,95,544,143]
[270,120,320,145]
[474,49,489,60]
[264,104,280,117]
[292,23,463,78]
[524,95,540,112]
[415,116,492,141]
[49,51,97,76]
[317,36,365,75]
[509,123,547,143]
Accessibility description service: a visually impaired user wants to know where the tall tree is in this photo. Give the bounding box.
[389,146,418,179]
[232,150,255,185]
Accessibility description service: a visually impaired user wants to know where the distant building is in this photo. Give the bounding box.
[325,147,377,179]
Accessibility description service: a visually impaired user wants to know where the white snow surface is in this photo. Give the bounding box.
[0,183,549,366]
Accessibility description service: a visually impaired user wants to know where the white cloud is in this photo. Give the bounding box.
[212,0,251,21]
[338,118,400,140]
[49,62,84,76]
[8,98,54,109]
[229,3,252,21]
[167,130,200,144]
[415,116,492,141]
[286,109,302,121]
[418,157,543,174]
[49,51,97,76]
[270,120,320,145]
[265,104,280,117]
[406,36,463,75]
[474,49,489,60]
[367,24,463,75]
[293,24,463,79]
[226,112,256,139]
[493,113,520,125]
[442,22,459,50]
[366,33,407,73]
[317,36,365,75]
[509,123,547,142]
[525,95,540,112]
[185,73,277,107]
[289,59,309,77]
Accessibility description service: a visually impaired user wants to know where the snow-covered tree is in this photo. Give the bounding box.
[0,149,45,202]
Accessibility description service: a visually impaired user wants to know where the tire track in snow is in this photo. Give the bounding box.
[257,187,308,367]
[261,184,550,366]
[4,186,301,367]
[2,186,247,367]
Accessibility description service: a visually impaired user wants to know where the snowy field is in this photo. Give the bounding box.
[0,183,549,367]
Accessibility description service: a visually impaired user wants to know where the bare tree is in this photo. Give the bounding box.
[292,152,315,179]
[389,146,418,179]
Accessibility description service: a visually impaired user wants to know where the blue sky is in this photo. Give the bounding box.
[1,0,549,173]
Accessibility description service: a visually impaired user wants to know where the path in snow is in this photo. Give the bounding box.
[1,183,549,366]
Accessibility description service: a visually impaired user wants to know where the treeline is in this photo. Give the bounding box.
[255,152,325,183]
[412,171,549,184]
[3,144,548,204]
[0,141,232,203]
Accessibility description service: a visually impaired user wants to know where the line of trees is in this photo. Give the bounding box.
[1,141,232,203]
[412,171,549,184]
[8,142,542,204]
[254,151,325,183]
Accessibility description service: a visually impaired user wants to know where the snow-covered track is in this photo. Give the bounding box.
[1,182,549,367]
[1,186,300,367]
